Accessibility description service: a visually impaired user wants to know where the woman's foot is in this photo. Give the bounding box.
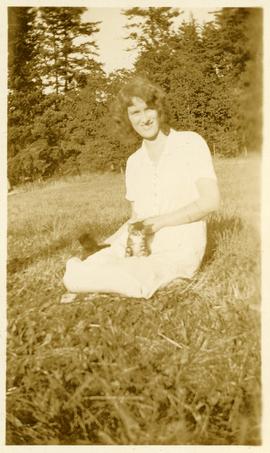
[60,293,77,304]
[60,292,101,304]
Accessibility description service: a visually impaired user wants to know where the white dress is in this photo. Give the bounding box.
[63,130,217,299]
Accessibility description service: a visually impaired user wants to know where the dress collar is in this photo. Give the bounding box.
[141,128,173,167]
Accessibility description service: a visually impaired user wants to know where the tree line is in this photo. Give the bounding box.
[8,6,262,185]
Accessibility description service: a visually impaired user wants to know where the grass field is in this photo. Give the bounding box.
[6,154,261,445]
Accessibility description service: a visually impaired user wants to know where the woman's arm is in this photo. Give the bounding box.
[129,201,139,222]
[143,177,220,233]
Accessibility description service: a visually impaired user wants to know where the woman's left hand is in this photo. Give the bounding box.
[142,215,165,234]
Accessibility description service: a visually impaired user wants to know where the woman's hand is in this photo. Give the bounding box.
[142,215,165,233]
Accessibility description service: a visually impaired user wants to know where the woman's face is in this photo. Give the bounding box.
[127,97,160,140]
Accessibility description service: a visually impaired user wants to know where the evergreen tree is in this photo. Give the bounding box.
[8,7,43,172]
[202,7,262,152]
[8,7,107,183]
[123,7,262,155]
[210,8,251,79]
[123,7,180,82]
[8,7,38,91]
[123,12,213,138]
[163,19,204,128]
[33,7,102,93]
[124,7,180,51]
[8,7,263,185]
[235,8,262,152]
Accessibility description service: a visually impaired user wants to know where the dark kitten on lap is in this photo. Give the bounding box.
[78,233,110,257]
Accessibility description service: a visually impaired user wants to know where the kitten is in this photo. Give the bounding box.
[78,233,110,256]
[125,221,151,257]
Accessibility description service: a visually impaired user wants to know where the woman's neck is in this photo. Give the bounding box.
[144,130,168,164]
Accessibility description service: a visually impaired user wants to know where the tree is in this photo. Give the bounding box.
[201,8,263,152]
[234,8,262,152]
[123,7,180,81]
[124,7,180,51]
[123,12,213,137]
[8,7,44,175]
[32,7,102,93]
[123,7,262,155]
[208,8,251,79]
[8,7,38,91]
[163,19,205,127]
[8,7,107,183]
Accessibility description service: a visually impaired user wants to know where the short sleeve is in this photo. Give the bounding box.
[186,132,217,181]
[125,156,137,201]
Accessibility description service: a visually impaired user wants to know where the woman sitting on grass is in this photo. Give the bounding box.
[63,77,220,299]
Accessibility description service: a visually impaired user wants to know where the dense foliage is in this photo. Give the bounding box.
[8,7,262,185]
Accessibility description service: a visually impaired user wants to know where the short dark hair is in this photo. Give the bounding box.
[111,77,170,143]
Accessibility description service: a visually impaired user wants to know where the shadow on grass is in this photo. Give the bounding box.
[7,237,72,274]
[201,214,245,268]
[7,214,255,275]
[7,221,123,275]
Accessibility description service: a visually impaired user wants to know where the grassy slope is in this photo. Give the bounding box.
[6,155,261,445]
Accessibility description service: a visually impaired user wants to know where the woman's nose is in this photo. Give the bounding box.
[140,111,151,124]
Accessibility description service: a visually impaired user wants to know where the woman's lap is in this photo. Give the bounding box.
[63,241,204,299]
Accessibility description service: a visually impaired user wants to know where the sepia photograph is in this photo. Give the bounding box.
[1,0,269,449]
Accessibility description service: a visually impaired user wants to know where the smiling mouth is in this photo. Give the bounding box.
[141,122,154,129]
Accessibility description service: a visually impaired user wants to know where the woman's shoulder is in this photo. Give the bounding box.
[170,130,210,157]
[126,145,144,167]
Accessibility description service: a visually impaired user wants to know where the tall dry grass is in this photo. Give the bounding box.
[6,155,261,445]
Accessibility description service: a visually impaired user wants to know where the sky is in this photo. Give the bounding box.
[82,8,219,74]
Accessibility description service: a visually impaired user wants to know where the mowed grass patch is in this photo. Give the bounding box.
[6,155,261,445]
